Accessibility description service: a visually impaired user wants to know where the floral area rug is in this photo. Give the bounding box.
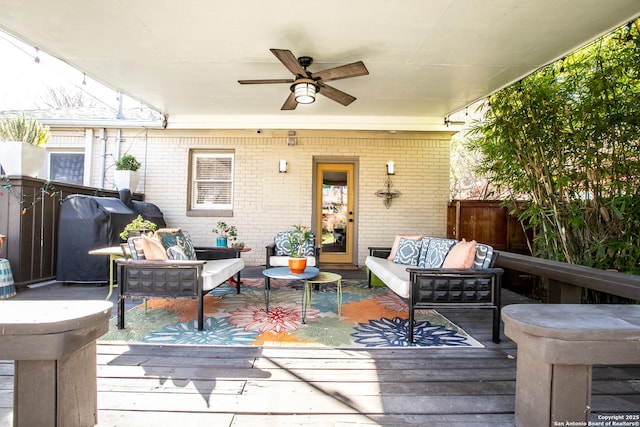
[100,278,483,348]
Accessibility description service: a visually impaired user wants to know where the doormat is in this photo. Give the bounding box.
[100,279,483,348]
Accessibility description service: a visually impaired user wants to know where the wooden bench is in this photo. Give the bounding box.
[502,304,640,427]
[0,300,112,427]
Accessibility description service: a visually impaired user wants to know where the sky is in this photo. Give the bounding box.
[0,30,141,111]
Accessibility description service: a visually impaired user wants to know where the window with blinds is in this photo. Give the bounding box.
[191,151,234,211]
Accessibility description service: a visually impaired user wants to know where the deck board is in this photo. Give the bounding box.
[1,289,639,426]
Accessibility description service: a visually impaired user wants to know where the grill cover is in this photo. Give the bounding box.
[56,195,165,283]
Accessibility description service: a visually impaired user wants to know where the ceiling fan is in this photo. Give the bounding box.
[238,49,369,110]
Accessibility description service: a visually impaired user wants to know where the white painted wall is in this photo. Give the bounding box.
[50,128,453,267]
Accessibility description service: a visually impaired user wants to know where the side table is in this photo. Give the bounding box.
[88,246,126,300]
[262,266,320,323]
[0,300,113,427]
[0,258,16,299]
[305,271,343,320]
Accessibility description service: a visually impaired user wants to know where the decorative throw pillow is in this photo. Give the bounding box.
[387,234,422,260]
[155,228,197,260]
[298,230,316,257]
[141,235,168,260]
[473,243,494,269]
[128,236,146,260]
[418,238,457,268]
[416,237,433,267]
[274,231,292,256]
[273,230,316,257]
[442,238,477,268]
[393,237,422,265]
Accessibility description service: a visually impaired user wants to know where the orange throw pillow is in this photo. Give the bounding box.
[387,234,422,260]
[442,239,476,268]
[141,235,168,260]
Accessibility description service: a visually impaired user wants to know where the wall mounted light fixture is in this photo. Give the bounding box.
[386,161,395,175]
[279,159,287,173]
[376,161,402,208]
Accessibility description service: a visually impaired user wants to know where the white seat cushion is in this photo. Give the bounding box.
[365,256,410,299]
[269,255,317,267]
[202,258,245,291]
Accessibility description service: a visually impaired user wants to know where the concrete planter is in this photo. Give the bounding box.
[0,140,46,177]
[114,170,140,192]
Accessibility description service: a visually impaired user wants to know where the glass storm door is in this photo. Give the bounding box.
[315,163,355,264]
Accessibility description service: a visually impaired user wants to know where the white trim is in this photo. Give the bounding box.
[165,114,462,132]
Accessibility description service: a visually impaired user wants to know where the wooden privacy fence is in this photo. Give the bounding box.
[447,200,531,254]
[447,200,533,293]
[446,201,640,302]
[0,177,141,287]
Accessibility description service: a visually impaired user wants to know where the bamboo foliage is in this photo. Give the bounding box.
[467,20,640,275]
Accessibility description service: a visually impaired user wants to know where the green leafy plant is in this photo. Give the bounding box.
[288,224,313,258]
[466,20,640,300]
[115,154,141,171]
[120,215,157,240]
[212,221,237,242]
[0,114,50,146]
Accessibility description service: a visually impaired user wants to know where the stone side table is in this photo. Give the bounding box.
[0,300,113,427]
[502,304,640,427]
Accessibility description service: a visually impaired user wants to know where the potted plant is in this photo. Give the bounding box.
[114,153,141,192]
[288,224,313,273]
[120,215,157,241]
[212,221,237,247]
[0,114,50,177]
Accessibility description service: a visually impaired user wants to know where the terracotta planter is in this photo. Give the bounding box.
[288,257,307,274]
[0,141,46,177]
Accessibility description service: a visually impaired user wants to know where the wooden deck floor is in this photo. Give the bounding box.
[1,278,639,426]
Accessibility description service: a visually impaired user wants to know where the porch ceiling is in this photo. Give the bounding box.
[0,1,638,131]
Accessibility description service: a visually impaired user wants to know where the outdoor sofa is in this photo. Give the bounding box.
[116,229,244,331]
[365,235,504,343]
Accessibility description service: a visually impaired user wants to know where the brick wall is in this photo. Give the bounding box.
[52,128,453,267]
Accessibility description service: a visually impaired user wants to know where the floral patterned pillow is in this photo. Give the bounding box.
[155,228,197,260]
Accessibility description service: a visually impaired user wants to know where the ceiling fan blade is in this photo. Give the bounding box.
[238,79,294,85]
[270,49,306,76]
[313,61,369,82]
[281,92,298,110]
[318,83,356,106]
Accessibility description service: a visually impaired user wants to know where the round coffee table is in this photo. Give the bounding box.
[262,267,320,323]
[305,271,343,319]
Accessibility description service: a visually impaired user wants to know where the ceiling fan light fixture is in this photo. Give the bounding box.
[293,79,317,104]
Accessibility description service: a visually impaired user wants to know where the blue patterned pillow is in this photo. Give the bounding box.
[417,237,433,268]
[274,231,292,256]
[418,238,456,268]
[393,237,422,265]
[156,228,197,260]
[473,243,494,269]
[273,231,316,256]
[298,231,316,257]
